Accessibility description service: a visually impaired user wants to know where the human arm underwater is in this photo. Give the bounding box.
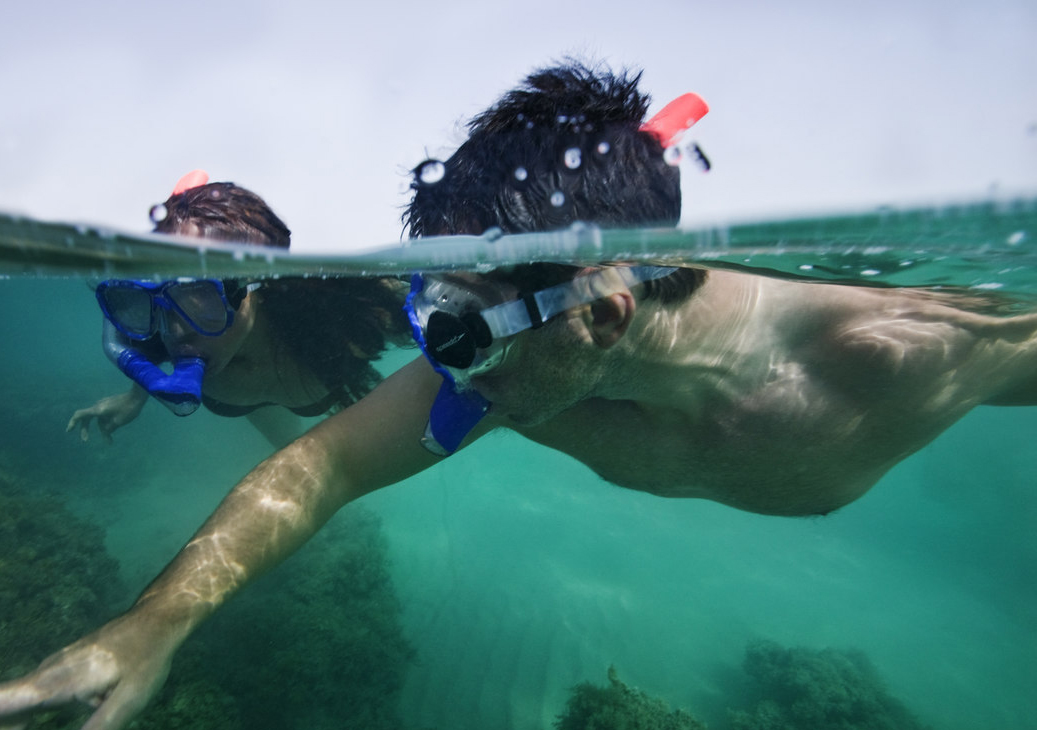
[66,385,149,443]
[0,358,452,730]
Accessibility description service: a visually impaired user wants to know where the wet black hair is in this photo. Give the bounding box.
[261,277,410,406]
[404,60,705,304]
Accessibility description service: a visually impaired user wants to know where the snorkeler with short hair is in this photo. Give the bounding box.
[5,60,1037,729]
[67,172,409,448]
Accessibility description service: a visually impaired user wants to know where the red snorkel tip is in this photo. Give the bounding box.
[171,169,210,196]
[640,93,710,148]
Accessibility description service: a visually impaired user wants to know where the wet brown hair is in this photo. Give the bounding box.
[152,181,409,407]
[152,182,291,248]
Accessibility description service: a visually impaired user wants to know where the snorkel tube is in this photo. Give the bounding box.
[405,275,490,456]
[101,319,205,416]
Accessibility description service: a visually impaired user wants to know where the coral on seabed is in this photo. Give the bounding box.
[726,640,934,730]
[140,503,416,730]
[555,665,707,730]
[0,471,126,729]
[1,467,414,730]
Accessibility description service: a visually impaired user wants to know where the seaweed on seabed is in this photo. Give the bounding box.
[139,504,416,730]
[726,640,935,730]
[555,665,707,730]
[0,469,126,729]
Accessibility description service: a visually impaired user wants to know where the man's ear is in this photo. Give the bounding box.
[586,291,636,349]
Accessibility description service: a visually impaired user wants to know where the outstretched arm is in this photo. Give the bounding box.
[66,385,149,443]
[0,357,447,730]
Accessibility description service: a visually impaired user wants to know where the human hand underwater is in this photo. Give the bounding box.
[0,610,175,730]
[66,388,148,443]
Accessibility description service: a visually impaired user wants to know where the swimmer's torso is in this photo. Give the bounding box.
[517,273,1037,516]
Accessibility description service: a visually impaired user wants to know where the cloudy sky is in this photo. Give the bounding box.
[2,0,1034,253]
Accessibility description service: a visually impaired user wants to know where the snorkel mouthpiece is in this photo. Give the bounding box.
[101,320,205,416]
[422,382,491,457]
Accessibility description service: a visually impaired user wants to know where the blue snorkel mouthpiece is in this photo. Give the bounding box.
[423,381,490,456]
[101,319,205,416]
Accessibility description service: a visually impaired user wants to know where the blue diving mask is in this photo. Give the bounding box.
[405,265,678,456]
[95,278,254,340]
[95,278,257,416]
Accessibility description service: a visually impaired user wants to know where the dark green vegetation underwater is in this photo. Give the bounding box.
[0,467,415,730]
[2,463,937,730]
[555,644,933,730]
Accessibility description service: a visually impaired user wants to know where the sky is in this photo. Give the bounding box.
[2,0,1034,253]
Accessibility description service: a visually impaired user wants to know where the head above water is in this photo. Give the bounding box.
[405,60,706,306]
[405,60,681,239]
[150,171,291,249]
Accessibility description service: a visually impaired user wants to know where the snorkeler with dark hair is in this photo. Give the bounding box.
[67,171,410,448]
[4,60,1037,729]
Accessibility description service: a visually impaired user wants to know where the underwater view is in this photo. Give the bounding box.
[1,200,1035,730]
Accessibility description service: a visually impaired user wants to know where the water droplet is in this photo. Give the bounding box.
[149,204,169,223]
[550,191,566,207]
[563,147,582,170]
[798,264,814,271]
[557,114,569,125]
[860,268,881,276]
[417,159,446,185]
[596,141,611,155]
[513,167,528,182]
[663,146,682,166]
[1007,230,1026,246]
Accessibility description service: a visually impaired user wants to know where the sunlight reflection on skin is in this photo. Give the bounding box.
[138,443,334,612]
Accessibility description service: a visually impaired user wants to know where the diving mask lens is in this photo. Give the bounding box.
[97,279,235,340]
[425,309,493,369]
[412,276,510,384]
[98,283,156,339]
[167,280,234,335]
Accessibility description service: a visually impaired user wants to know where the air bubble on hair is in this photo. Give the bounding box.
[563,147,582,170]
[596,141,611,156]
[663,146,683,166]
[550,190,566,208]
[557,114,569,125]
[149,204,169,223]
[513,166,529,182]
[417,159,446,185]
[482,227,504,242]
[208,187,223,200]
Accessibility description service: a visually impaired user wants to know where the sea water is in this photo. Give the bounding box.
[0,203,1035,730]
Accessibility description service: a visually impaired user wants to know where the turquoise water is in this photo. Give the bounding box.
[1,206,1036,729]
